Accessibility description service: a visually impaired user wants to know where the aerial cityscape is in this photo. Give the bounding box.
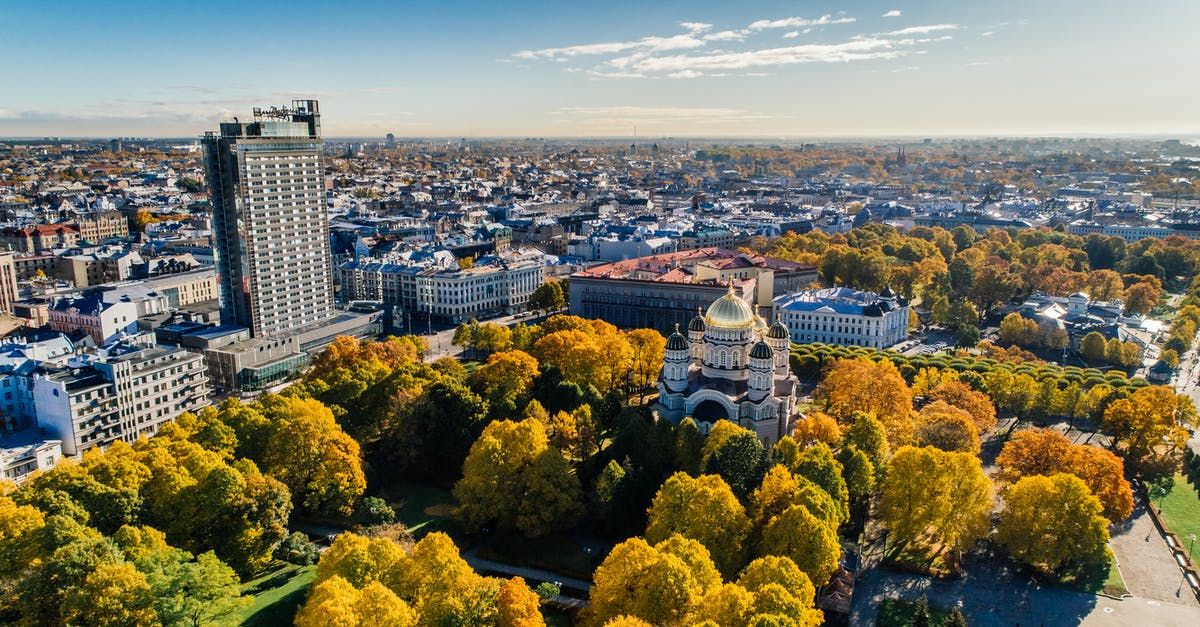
[2,2,1200,626]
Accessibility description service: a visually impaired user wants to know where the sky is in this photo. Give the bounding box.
[2,0,1198,138]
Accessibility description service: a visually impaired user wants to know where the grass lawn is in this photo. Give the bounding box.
[384,480,457,537]
[1155,472,1200,564]
[875,598,954,626]
[480,533,596,581]
[883,542,957,579]
[1053,554,1128,597]
[236,563,317,626]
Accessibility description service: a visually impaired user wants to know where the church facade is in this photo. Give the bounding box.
[655,285,798,446]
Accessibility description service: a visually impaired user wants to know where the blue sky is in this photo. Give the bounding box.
[2,1,1197,138]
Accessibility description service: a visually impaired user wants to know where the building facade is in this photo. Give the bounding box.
[73,211,129,242]
[655,286,798,446]
[569,248,817,332]
[0,224,80,253]
[203,100,334,338]
[774,286,910,349]
[0,251,17,314]
[30,342,210,456]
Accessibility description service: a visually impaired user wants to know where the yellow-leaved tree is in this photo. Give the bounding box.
[645,473,750,577]
[454,418,583,538]
[996,473,1111,572]
[878,446,993,559]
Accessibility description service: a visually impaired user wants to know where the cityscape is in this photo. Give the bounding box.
[2,2,1200,627]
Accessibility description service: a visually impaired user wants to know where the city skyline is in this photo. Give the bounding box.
[3,0,1199,138]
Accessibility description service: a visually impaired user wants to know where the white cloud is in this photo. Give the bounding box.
[667,70,705,79]
[703,29,748,41]
[882,10,902,18]
[782,31,800,39]
[885,24,959,36]
[515,33,705,60]
[679,22,712,33]
[981,31,995,37]
[748,14,856,31]
[612,37,912,74]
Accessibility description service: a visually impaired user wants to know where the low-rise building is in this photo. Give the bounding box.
[774,286,910,349]
[570,248,817,332]
[0,224,80,253]
[0,431,63,484]
[73,210,129,242]
[48,294,139,343]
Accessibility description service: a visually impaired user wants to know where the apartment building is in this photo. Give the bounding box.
[774,286,910,349]
[31,341,210,455]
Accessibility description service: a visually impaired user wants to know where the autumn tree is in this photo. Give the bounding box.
[259,395,366,516]
[996,429,1133,522]
[879,446,993,556]
[497,577,547,627]
[914,401,981,454]
[997,474,1111,572]
[759,504,841,586]
[815,358,914,445]
[645,473,750,577]
[927,380,997,434]
[469,350,540,421]
[1102,385,1196,467]
[792,412,842,448]
[587,536,716,626]
[454,418,583,538]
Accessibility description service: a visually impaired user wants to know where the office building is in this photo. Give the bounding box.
[202,100,333,338]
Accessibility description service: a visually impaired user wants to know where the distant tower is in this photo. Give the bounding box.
[202,100,333,338]
[897,145,907,167]
[385,132,395,146]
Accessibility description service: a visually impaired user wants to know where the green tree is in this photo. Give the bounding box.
[704,431,767,499]
[389,380,489,482]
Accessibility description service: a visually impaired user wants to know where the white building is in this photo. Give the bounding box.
[655,286,798,446]
[774,286,909,349]
[31,340,210,456]
[0,432,63,484]
[342,252,544,323]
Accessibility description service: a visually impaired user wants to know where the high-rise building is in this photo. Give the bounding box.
[202,100,333,338]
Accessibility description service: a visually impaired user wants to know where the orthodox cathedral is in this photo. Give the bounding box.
[655,284,798,446]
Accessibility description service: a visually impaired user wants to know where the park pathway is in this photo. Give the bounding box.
[1108,498,1200,607]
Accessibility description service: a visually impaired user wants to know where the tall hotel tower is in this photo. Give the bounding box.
[202,100,333,338]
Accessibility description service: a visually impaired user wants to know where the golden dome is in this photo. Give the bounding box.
[705,285,756,329]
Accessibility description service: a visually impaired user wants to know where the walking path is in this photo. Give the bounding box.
[1109,499,1200,607]
[851,566,1200,626]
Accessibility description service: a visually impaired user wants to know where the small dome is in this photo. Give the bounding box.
[705,285,755,329]
[749,340,774,360]
[753,314,768,333]
[666,326,689,351]
[688,312,707,332]
[768,316,790,340]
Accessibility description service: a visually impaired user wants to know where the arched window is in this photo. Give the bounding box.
[732,350,741,367]
[718,350,728,368]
